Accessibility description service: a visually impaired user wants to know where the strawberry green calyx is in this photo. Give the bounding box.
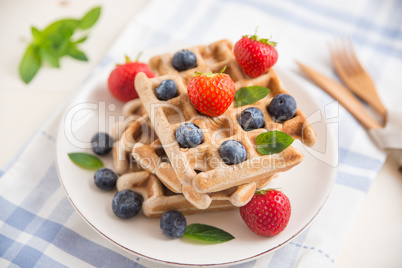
[255,188,280,195]
[194,66,227,78]
[124,52,142,64]
[243,34,277,47]
[115,55,132,66]
[135,52,142,62]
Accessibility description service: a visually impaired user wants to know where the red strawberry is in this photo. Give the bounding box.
[108,55,155,102]
[240,189,291,237]
[187,67,235,117]
[234,34,278,78]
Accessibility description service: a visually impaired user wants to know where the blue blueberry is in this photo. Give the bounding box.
[91,132,114,155]
[219,140,247,165]
[268,94,297,122]
[175,122,203,148]
[94,168,117,191]
[172,50,197,71]
[238,107,265,131]
[112,190,143,219]
[160,211,187,239]
[156,79,177,101]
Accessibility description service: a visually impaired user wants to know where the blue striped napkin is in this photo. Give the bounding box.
[2,0,400,267]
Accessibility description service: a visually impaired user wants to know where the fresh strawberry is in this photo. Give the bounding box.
[240,189,291,237]
[108,55,155,102]
[187,67,235,117]
[234,34,278,78]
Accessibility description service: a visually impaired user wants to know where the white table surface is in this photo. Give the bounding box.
[1,0,401,267]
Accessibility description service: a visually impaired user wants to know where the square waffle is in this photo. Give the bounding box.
[112,99,149,175]
[116,171,239,218]
[134,39,316,209]
[112,100,276,216]
[132,137,276,207]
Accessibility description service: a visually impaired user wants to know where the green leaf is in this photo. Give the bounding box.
[245,33,277,47]
[31,27,42,44]
[19,7,98,84]
[79,6,101,30]
[42,19,80,39]
[40,33,70,60]
[54,38,71,58]
[256,130,294,155]
[39,44,60,68]
[68,152,103,170]
[73,35,88,44]
[19,44,41,84]
[235,86,270,107]
[67,46,88,61]
[183,224,235,243]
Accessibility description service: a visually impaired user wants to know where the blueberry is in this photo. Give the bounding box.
[219,140,247,165]
[156,79,177,101]
[268,94,297,122]
[238,107,265,131]
[160,211,187,239]
[112,190,143,219]
[175,122,203,148]
[172,50,197,71]
[94,168,117,190]
[91,132,114,155]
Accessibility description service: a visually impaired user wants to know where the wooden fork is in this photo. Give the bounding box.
[329,38,387,122]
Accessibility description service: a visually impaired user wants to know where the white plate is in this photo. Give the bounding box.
[56,46,337,267]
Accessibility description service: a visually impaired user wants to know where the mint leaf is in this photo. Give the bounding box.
[79,6,101,30]
[19,44,41,84]
[43,19,80,39]
[73,36,88,44]
[183,224,235,243]
[20,7,100,83]
[67,46,88,61]
[256,131,294,155]
[39,44,60,68]
[31,27,42,44]
[235,86,270,107]
[53,38,71,58]
[68,152,103,170]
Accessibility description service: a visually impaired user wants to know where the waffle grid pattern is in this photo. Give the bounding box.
[134,39,316,209]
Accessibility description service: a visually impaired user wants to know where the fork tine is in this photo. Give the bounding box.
[340,38,357,75]
[344,38,363,74]
[328,37,387,121]
[336,38,355,75]
[329,39,343,70]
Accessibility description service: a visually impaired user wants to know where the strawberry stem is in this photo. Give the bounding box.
[244,32,277,47]
[125,55,131,63]
[254,26,259,36]
[255,188,279,195]
[135,52,142,62]
[193,66,228,78]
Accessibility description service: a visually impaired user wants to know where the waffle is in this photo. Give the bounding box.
[134,39,316,209]
[132,138,275,207]
[116,171,241,218]
[112,99,150,175]
[113,100,275,211]
[110,98,147,141]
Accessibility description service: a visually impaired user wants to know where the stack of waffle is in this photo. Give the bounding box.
[112,39,316,217]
